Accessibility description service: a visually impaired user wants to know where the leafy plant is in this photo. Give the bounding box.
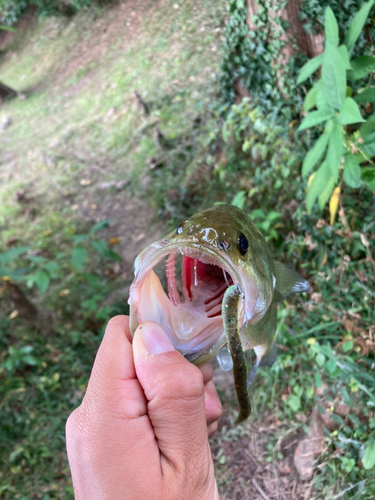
[0,345,38,375]
[298,1,375,222]
[0,219,120,295]
[0,0,106,25]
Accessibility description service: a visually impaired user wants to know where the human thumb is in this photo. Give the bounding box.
[132,321,210,472]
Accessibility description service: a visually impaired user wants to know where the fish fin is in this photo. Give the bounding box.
[248,342,277,386]
[272,289,285,303]
[241,303,277,349]
[216,346,233,371]
[273,261,310,299]
[241,303,277,387]
[259,341,277,367]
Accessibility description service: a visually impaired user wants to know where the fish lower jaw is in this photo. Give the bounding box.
[131,248,241,358]
[134,267,226,355]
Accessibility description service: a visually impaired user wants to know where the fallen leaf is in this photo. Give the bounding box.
[294,406,326,481]
[79,179,91,186]
[109,237,122,246]
[59,289,70,297]
[9,310,19,319]
[132,232,145,242]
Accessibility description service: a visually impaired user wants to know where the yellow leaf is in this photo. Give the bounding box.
[329,187,341,225]
[2,276,10,281]
[306,172,316,191]
[59,289,70,297]
[43,230,52,236]
[109,237,122,246]
[9,310,19,319]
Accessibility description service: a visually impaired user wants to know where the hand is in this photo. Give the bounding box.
[66,316,222,500]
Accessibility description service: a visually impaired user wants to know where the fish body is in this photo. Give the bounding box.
[128,205,310,421]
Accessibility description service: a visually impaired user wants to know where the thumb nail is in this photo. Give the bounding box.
[136,321,175,356]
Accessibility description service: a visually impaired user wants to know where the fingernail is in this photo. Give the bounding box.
[137,322,175,355]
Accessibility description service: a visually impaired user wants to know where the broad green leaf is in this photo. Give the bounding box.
[0,267,14,278]
[71,234,88,244]
[348,56,375,81]
[106,249,122,261]
[345,0,374,53]
[35,270,50,294]
[0,25,17,33]
[316,91,334,114]
[231,190,247,209]
[302,133,329,177]
[286,394,301,412]
[297,109,333,132]
[322,41,347,110]
[315,373,322,388]
[90,219,110,234]
[338,97,365,125]
[326,125,344,181]
[325,358,337,374]
[303,81,322,111]
[22,355,38,366]
[316,353,325,367]
[342,341,354,352]
[359,115,375,138]
[91,240,108,256]
[43,261,60,278]
[354,87,375,104]
[71,247,88,270]
[343,154,362,188]
[337,45,351,70]
[324,7,339,46]
[363,441,375,470]
[0,246,30,264]
[318,175,335,209]
[361,167,375,189]
[0,267,30,279]
[306,162,331,212]
[26,255,47,263]
[297,54,324,85]
[324,119,335,135]
[362,132,375,156]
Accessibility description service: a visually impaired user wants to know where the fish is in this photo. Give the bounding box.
[128,205,310,423]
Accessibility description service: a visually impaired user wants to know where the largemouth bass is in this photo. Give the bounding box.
[128,205,310,422]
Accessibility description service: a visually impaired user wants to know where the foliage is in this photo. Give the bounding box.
[0,217,126,498]
[0,219,120,298]
[0,0,108,25]
[220,0,375,121]
[220,0,299,119]
[298,2,375,220]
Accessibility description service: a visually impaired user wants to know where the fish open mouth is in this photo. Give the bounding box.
[129,244,245,362]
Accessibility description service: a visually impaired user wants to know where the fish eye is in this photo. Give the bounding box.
[176,219,188,235]
[238,233,248,255]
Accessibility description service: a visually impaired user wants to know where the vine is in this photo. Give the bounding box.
[220,0,374,120]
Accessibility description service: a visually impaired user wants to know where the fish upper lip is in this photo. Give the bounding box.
[135,240,245,293]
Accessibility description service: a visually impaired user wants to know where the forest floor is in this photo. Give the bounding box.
[1,1,373,499]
